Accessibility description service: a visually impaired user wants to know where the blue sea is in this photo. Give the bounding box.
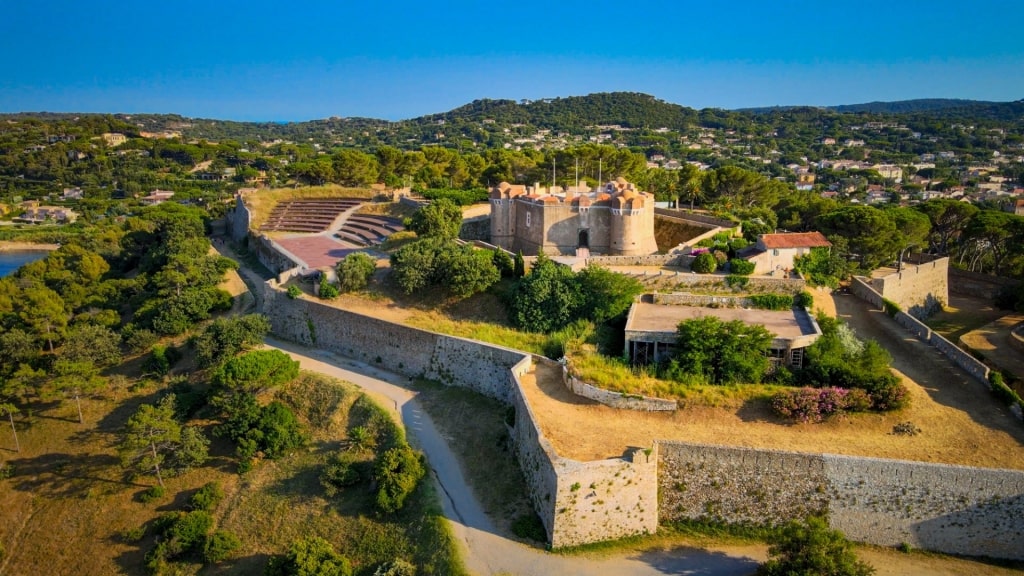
[0,251,47,277]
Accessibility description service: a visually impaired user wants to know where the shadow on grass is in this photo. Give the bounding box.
[6,451,145,498]
[628,546,760,575]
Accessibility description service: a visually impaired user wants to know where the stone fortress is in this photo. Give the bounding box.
[489,177,658,256]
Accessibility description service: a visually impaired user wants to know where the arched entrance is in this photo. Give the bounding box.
[578,229,589,249]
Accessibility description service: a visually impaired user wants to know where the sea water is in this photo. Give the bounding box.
[0,251,47,277]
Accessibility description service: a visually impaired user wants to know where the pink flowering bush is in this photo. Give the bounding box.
[771,387,852,423]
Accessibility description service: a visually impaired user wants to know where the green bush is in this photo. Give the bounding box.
[374,445,426,513]
[212,350,300,394]
[373,559,417,576]
[729,258,755,275]
[139,485,166,503]
[164,510,214,557]
[320,452,364,497]
[882,298,901,317]
[794,290,814,309]
[336,252,376,292]
[418,187,488,206]
[286,285,302,299]
[318,276,339,300]
[203,529,242,564]
[266,536,352,576]
[725,275,749,289]
[748,293,794,310]
[989,371,1024,409]
[145,345,172,376]
[190,481,224,512]
[758,516,874,576]
[691,252,718,274]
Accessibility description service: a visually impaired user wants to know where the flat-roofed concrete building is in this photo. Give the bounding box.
[624,298,822,367]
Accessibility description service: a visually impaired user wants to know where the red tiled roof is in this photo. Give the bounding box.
[760,232,832,249]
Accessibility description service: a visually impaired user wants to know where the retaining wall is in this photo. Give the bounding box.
[459,215,491,241]
[654,209,738,230]
[949,267,1018,299]
[868,257,949,318]
[894,311,933,341]
[659,442,1024,561]
[639,272,805,293]
[251,233,305,277]
[931,331,990,382]
[552,359,676,412]
[585,254,690,267]
[652,293,754,308]
[226,195,251,242]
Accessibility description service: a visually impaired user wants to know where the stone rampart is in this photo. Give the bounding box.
[949,267,1018,299]
[585,254,690,267]
[894,311,933,341]
[459,215,491,241]
[652,293,753,308]
[869,257,949,318]
[932,331,990,383]
[251,233,305,276]
[639,272,805,293]
[654,209,738,230]
[659,442,1024,561]
[853,274,990,386]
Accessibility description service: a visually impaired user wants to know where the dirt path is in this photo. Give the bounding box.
[961,313,1024,381]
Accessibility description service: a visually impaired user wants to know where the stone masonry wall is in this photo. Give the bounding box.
[659,442,1024,561]
[226,195,251,242]
[870,257,949,318]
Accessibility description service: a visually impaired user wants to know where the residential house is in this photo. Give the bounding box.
[872,164,903,182]
[14,204,78,224]
[140,190,175,206]
[101,133,128,147]
[62,187,84,200]
[739,232,832,275]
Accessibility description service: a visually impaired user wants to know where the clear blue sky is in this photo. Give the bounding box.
[2,0,1022,121]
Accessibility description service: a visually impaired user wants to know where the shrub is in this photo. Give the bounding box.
[119,525,147,543]
[318,276,339,299]
[164,510,214,557]
[511,512,547,542]
[748,293,794,310]
[212,350,300,394]
[374,445,426,513]
[868,380,909,412]
[191,314,271,368]
[492,249,515,277]
[882,298,901,317]
[190,481,224,512]
[712,250,728,268]
[373,559,417,576]
[266,536,352,576]
[336,252,376,292]
[759,517,874,576]
[843,388,873,413]
[989,371,1024,409]
[139,485,166,503]
[286,285,302,299]
[892,421,921,436]
[771,387,851,423]
[729,258,755,275]
[794,290,814,309]
[203,529,242,564]
[123,324,159,354]
[725,275,749,289]
[321,452,364,497]
[691,252,718,274]
[145,344,172,376]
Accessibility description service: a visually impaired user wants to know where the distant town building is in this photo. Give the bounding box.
[101,133,128,147]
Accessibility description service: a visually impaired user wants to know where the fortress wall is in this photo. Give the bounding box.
[550,448,659,548]
[545,357,676,411]
[653,209,738,230]
[949,267,1018,299]
[659,442,1024,560]
[226,195,251,242]
[872,257,949,318]
[458,215,491,241]
[639,273,805,293]
[251,233,305,275]
[584,253,691,267]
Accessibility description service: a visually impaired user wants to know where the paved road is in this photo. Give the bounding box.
[265,337,764,576]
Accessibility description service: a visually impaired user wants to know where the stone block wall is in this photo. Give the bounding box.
[226,195,251,242]
[251,233,305,275]
[550,447,659,547]
[654,209,738,230]
[949,267,1018,299]
[659,442,1024,561]
[851,276,883,308]
[894,311,933,341]
[585,254,689,267]
[640,273,805,293]
[870,257,949,318]
[652,293,753,308]
[458,215,491,241]
[932,331,990,383]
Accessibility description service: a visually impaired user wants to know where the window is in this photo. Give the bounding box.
[525,212,531,227]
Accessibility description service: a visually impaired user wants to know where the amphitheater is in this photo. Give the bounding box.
[227,196,1024,562]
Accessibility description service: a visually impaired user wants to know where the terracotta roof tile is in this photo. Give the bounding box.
[760,232,832,249]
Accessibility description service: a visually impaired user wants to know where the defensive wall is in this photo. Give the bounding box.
[458,215,491,241]
[257,244,1024,558]
[851,276,992,386]
[867,256,949,319]
[659,442,1024,560]
[949,267,1019,299]
[632,271,806,293]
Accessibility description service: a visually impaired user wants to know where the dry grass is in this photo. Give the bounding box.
[0,371,464,576]
[356,201,418,219]
[245,185,377,229]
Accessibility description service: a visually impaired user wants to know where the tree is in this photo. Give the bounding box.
[816,206,901,271]
[0,402,20,452]
[407,198,463,239]
[60,324,122,367]
[672,316,772,385]
[50,359,105,423]
[192,314,271,368]
[436,244,500,297]
[336,252,376,292]
[265,536,352,576]
[575,265,644,323]
[119,395,208,487]
[18,283,67,353]
[513,250,526,278]
[916,198,978,255]
[374,445,426,513]
[508,254,582,333]
[758,516,874,576]
[212,350,299,395]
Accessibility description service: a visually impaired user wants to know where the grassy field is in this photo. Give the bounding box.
[0,370,464,576]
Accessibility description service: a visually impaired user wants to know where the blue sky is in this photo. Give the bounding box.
[1,0,1022,121]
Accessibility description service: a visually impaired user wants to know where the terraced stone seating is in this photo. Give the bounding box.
[337,215,405,246]
[262,199,362,232]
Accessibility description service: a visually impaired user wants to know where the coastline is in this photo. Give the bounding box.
[0,241,60,252]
